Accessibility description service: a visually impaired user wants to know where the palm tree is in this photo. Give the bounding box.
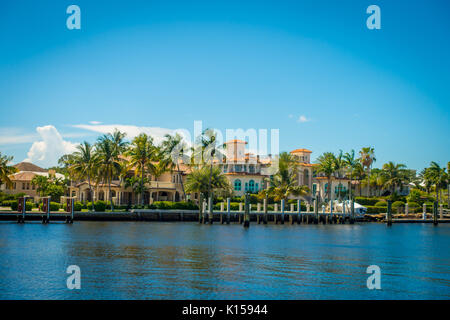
[333,150,346,200]
[199,128,223,202]
[161,133,188,200]
[381,162,407,199]
[0,152,16,189]
[68,142,97,207]
[31,175,50,197]
[359,147,376,197]
[425,162,448,204]
[124,176,148,206]
[108,129,129,156]
[96,136,123,210]
[315,152,336,202]
[343,149,358,200]
[125,133,157,206]
[262,152,309,207]
[185,165,230,200]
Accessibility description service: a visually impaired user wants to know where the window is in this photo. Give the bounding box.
[234,179,241,191]
[325,183,328,193]
[223,165,228,173]
[249,165,255,173]
[245,182,248,192]
[22,183,25,190]
[249,180,255,192]
[312,184,317,195]
[235,165,242,172]
[255,183,259,192]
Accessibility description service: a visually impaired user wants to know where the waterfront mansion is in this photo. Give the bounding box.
[2,139,369,205]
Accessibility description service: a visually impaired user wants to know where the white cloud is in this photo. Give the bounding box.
[297,115,310,123]
[89,121,102,125]
[72,124,175,145]
[24,125,78,168]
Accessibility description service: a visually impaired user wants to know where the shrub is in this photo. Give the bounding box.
[407,189,422,204]
[50,202,60,212]
[73,201,83,211]
[94,200,107,212]
[375,200,387,207]
[392,201,405,210]
[153,201,174,209]
[172,201,198,210]
[366,206,386,214]
[407,202,420,208]
[354,197,379,206]
[3,200,18,210]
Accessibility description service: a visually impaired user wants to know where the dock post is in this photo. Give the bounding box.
[220,202,224,224]
[433,201,438,226]
[198,194,203,223]
[314,198,319,224]
[202,199,208,224]
[386,200,392,226]
[226,198,231,224]
[263,197,268,224]
[440,204,443,219]
[350,199,355,224]
[297,200,301,224]
[243,192,250,228]
[47,196,51,223]
[405,203,409,216]
[208,196,213,224]
[281,200,285,224]
[17,197,26,223]
[422,203,426,220]
[239,203,243,224]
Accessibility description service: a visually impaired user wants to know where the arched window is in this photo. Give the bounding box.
[245,182,248,191]
[249,180,255,192]
[255,183,259,192]
[234,179,241,191]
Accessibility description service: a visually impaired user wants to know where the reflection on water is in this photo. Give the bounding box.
[0,222,449,299]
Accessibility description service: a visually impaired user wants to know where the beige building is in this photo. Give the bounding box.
[0,162,64,199]
[3,141,328,205]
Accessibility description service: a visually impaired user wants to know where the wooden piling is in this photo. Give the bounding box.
[263,198,268,224]
[226,198,231,224]
[243,192,250,228]
[281,200,285,224]
[433,201,438,226]
[387,200,392,226]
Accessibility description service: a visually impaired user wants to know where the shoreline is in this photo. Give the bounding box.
[0,210,449,223]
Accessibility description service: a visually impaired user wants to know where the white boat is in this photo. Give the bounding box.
[333,200,367,217]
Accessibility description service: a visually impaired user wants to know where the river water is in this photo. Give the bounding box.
[0,222,449,299]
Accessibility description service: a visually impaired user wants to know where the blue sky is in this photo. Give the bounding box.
[0,0,449,170]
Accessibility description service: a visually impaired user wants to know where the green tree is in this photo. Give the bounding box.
[381,162,408,200]
[96,132,125,210]
[68,142,98,206]
[359,147,376,196]
[125,133,157,206]
[343,149,358,200]
[262,152,309,205]
[424,161,448,204]
[0,152,16,189]
[315,152,336,201]
[185,165,230,199]
[161,133,189,200]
